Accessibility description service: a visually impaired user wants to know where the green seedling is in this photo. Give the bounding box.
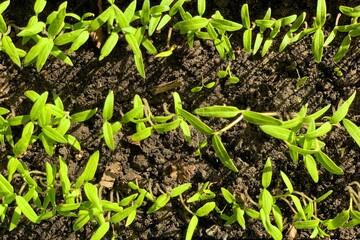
[217,63,239,84]
[155,44,177,58]
[21,91,96,156]
[178,182,216,240]
[0,0,26,68]
[253,8,271,55]
[192,91,357,181]
[255,12,298,57]
[320,182,360,231]
[194,139,207,156]
[334,67,343,77]
[219,188,246,229]
[324,4,360,61]
[101,91,122,150]
[147,183,192,213]
[256,158,283,240]
[295,67,309,87]
[191,77,215,93]
[173,1,241,59]
[18,1,73,71]
[241,4,252,54]
[124,94,183,142]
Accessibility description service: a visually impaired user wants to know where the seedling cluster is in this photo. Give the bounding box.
[0,0,360,78]
[0,89,359,239]
[1,0,360,239]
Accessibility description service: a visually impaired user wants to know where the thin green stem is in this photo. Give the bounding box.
[179,194,195,215]
[216,114,244,134]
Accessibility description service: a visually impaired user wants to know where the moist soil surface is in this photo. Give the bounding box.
[1,0,360,239]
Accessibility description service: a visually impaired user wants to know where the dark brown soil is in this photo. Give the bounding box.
[1,0,360,239]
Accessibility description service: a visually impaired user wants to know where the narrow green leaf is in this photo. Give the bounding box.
[15,196,38,223]
[0,173,13,194]
[147,194,171,213]
[157,14,172,30]
[88,7,113,32]
[30,91,48,121]
[279,32,292,52]
[260,125,293,141]
[241,4,250,29]
[221,187,236,204]
[59,156,71,196]
[262,158,272,189]
[180,120,191,143]
[67,30,89,53]
[110,205,136,223]
[0,0,10,14]
[177,108,213,135]
[103,121,115,150]
[245,208,260,219]
[194,106,241,118]
[315,190,333,202]
[103,91,114,121]
[84,182,101,210]
[272,205,283,231]
[293,219,320,229]
[13,122,34,156]
[260,189,273,215]
[17,22,46,37]
[260,209,283,240]
[48,6,66,38]
[279,15,297,26]
[343,118,360,147]
[316,0,327,27]
[340,5,360,17]
[210,19,242,32]
[36,39,54,71]
[212,134,238,172]
[9,206,21,231]
[141,0,150,25]
[197,0,206,16]
[2,36,21,67]
[327,210,350,230]
[305,122,332,139]
[290,195,306,220]
[312,28,324,63]
[303,104,331,122]
[324,28,337,46]
[243,29,252,53]
[255,19,275,29]
[134,54,145,79]
[186,215,198,240]
[290,12,306,32]
[174,17,209,32]
[153,119,181,133]
[90,222,110,240]
[99,32,119,61]
[196,202,216,217]
[73,213,90,231]
[131,127,153,141]
[334,35,351,62]
[304,155,319,182]
[280,171,293,193]
[315,151,343,175]
[54,29,85,45]
[70,108,97,122]
[42,126,67,143]
[75,151,100,188]
[330,91,356,124]
[253,33,263,55]
[171,183,192,197]
[243,111,282,125]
